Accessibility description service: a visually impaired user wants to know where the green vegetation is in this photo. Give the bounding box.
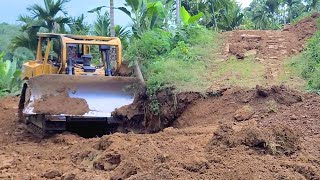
[125,26,222,94]
[298,31,320,93]
[275,55,306,91]
[212,57,266,88]
[0,52,21,96]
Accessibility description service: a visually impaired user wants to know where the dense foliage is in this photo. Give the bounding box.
[0,52,21,96]
[298,30,320,92]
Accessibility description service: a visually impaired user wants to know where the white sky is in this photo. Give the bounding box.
[237,0,253,8]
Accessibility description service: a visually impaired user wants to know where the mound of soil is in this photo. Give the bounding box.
[225,13,320,82]
[1,85,320,179]
[284,12,320,42]
[113,89,202,133]
[227,12,320,60]
[33,92,90,115]
[209,123,300,155]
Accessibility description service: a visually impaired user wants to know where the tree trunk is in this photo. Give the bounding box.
[110,0,115,37]
[212,1,218,31]
[176,0,181,26]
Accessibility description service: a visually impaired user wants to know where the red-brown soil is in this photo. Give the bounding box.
[1,85,320,179]
[225,12,320,82]
[33,92,90,115]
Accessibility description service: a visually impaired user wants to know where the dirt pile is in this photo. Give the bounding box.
[226,12,320,60]
[113,89,202,133]
[284,12,320,42]
[209,123,300,155]
[224,13,320,82]
[33,92,90,115]
[1,85,320,179]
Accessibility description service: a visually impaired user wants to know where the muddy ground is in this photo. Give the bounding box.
[1,14,320,180]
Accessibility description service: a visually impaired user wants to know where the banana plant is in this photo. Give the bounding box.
[180,6,204,26]
[118,0,172,37]
[0,52,21,96]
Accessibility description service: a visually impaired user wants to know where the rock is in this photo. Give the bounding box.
[0,156,14,170]
[93,153,121,171]
[61,173,76,180]
[256,85,269,97]
[290,115,298,120]
[234,106,255,121]
[43,170,62,179]
[241,34,262,40]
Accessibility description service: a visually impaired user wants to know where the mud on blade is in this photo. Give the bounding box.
[23,75,138,117]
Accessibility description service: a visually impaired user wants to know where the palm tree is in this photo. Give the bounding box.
[27,0,70,33]
[265,0,280,23]
[93,11,111,37]
[92,11,130,47]
[110,0,115,37]
[284,0,299,23]
[10,15,44,55]
[218,3,244,30]
[252,6,272,29]
[69,14,90,35]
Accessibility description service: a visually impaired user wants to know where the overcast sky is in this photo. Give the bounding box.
[0,0,252,26]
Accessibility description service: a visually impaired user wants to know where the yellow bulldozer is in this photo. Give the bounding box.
[18,33,143,138]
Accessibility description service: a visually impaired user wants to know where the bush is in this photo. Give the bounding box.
[0,52,22,97]
[124,29,172,66]
[296,30,320,93]
[124,26,220,95]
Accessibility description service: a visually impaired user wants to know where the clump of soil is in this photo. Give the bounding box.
[33,92,90,115]
[113,89,202,133]
[209,123,300,155]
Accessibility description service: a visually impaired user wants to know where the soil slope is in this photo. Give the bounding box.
[225,12,320,82]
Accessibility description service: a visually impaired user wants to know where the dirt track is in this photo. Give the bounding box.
[1,14,320,180]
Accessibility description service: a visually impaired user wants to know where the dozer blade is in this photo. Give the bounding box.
[23,74,138,118]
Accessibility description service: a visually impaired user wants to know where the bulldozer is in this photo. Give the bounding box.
[18,33,143,138]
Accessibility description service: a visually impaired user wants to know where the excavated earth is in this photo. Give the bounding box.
[1,86,320,179]
[224,12,320,82]
[1,14,320,180]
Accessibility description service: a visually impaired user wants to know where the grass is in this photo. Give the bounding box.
[146,29,224,93]
[275,54,307,91]
[210,56,266,88]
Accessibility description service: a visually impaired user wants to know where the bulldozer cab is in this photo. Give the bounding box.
[22,33,123,79]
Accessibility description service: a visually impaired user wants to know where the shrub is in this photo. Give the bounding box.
[124,28,172,66]
[0,52,21,96]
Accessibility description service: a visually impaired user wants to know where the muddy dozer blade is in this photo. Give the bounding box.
[24,75,138,118]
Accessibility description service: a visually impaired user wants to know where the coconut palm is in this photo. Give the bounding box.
[305,0,320,11]
[93,11,111,37]
[92,11,130,47]
[69,14,90,35]
[10,15,44,54]
[27,0,71,33]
